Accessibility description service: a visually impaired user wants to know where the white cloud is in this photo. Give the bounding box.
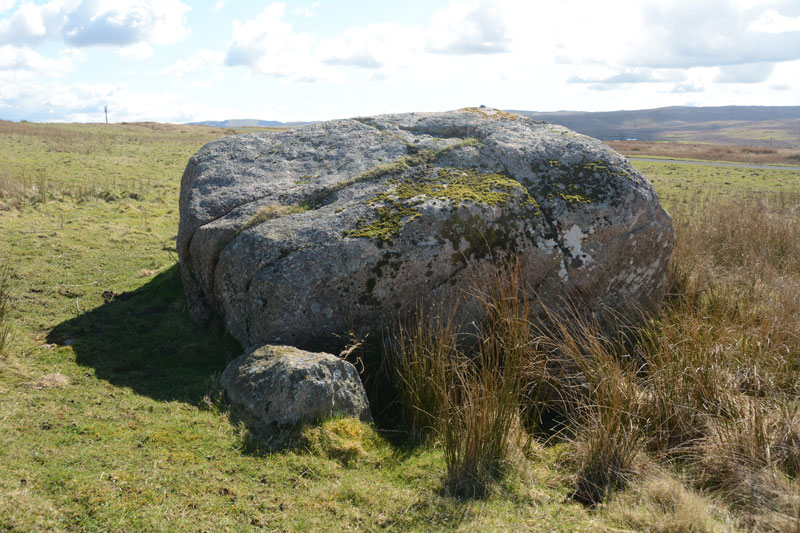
[224,0,525,84]
[671,82,706,93]
[118,41,152,60]
[161,49,224,76]
[0,76,118,119]
[0,0,191,47]
[44,81,118,113]
[765,58,800,89]
[748,9,800,33]
[320,24,423,69]
[625,0,800,68]
[715,61,776,83]
[427,0,511,55]
[294,2,318,18]
[0,44,79,76]
[0,76,275,122]
[225,2,321,81]
[533,0,800,73]
[0,0,17,14]
[4,0,800,122]
[568,67,686,84]
[0,0,71,45]
[63,0,191,46]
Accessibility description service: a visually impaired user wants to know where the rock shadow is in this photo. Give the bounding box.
[46,264,418,458]
[47,264,241,405]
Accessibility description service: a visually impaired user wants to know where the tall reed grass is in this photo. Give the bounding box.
[392,260,531,497]
[392,192,800,525]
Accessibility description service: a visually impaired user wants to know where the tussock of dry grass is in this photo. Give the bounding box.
[392,261,531,498]
[638,193,800,527]
[0,263,12,357]
[300,417,387,466]
[390,191,799,528]
[28,373,70,389]
[602,472,739,532]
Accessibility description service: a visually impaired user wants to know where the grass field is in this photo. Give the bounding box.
[1,122,799,531]
[636,161,800,208]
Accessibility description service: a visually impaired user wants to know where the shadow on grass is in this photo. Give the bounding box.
[43,266,498,522]
[46,264,424,459]
[47,264,241,405]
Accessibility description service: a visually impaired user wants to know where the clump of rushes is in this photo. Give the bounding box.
[391,190,800,522]
[392,259,532,497]
[392,259,647,501]
[529,305,646,506]
[644,193,800,526]
[391,304,460,443]
[440,261,531,498]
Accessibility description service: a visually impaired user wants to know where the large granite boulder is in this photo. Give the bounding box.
[221,344,371,426]
[178,108,674,351]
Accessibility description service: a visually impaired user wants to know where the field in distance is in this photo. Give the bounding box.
[607,139,800,166]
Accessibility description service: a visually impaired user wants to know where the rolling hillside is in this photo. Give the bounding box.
[512,105,800,146]
[189,107,800,147]
[187,118,314,128]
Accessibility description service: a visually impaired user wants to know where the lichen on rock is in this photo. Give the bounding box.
[346,167,540,242]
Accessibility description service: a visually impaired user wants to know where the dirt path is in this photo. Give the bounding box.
[627,157,800,172]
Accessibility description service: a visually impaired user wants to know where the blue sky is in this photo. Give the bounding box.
[1,0,800,123]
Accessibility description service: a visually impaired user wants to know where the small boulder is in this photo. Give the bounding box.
[221,345,371,427]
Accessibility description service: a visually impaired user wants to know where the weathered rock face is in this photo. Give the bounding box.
[221,345,371,426]
[178,108,675,351]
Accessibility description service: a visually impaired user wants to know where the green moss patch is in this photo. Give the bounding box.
[439,213,515,265]
[345,137,481,186]
[238,203,309,234]
[534,157,638,206]
[548,183,595,205]
[346,167,539,243]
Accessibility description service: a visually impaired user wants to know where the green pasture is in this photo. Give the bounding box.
[1,123,791,530]
[638,160,800,209]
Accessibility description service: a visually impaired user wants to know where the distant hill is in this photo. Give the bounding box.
[187,119,315,128]
[189,106,800,147]
[511,106,800,147]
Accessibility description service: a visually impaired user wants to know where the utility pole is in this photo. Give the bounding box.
[104,106,108,124]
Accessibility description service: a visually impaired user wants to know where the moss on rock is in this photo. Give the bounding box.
[439,213,514,266]
[238,203,308,234]
[346,166,540,242]
[460,107,522,121]
[337,137,482,193]
[532,157,638,206]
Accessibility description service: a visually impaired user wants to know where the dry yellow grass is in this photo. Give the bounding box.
[608,140,800,165]
[391,191,800,528]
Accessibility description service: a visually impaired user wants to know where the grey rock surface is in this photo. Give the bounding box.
[221,344,371,426]
[178,108,675,350]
